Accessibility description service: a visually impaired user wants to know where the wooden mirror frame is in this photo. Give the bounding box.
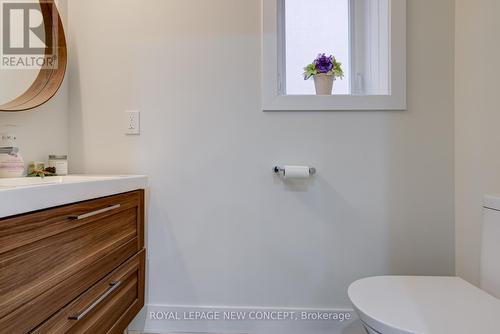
[0,0,67,112]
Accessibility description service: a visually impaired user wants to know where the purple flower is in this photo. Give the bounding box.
[314,54,334,73]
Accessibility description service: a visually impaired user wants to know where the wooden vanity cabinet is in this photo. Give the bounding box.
[0,190,145,334]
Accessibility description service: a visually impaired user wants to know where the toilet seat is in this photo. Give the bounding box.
[348,276,500,334]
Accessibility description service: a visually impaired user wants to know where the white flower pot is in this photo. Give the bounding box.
[313,74,335,95]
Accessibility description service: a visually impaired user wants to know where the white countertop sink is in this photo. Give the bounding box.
[0,175,147,218]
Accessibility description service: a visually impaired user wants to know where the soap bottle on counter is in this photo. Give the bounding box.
[0,130,25,178]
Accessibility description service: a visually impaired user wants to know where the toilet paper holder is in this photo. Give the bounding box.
[274,166,317,176]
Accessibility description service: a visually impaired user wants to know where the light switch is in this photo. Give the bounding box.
[125,110,140,135]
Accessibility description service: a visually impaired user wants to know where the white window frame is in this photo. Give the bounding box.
[262,0,406,111]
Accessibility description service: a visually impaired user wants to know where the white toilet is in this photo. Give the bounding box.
[348,195,500,334]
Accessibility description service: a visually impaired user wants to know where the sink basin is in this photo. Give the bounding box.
[0,175,135,189]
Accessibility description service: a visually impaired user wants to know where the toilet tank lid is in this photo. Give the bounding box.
[484,194,500,211]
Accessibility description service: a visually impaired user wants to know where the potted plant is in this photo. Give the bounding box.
[304,53,344,95]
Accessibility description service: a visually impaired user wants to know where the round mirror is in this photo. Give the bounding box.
[0,0,67,112]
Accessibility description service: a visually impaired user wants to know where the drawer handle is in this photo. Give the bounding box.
[68,281,122,321]
[69,204,121,220]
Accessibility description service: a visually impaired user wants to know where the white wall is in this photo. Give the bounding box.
[0,0,68,167]
[67,0,455,329]
[455,0,500,285]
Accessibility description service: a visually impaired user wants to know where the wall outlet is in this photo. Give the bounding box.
[125,110,140,135]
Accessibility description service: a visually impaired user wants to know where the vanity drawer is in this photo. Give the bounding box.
[0,190,144,333]
[32,250,145,334]
[0,190,144,255]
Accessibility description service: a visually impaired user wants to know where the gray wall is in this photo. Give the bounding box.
[455,0,500,285]
[67,0,455,313]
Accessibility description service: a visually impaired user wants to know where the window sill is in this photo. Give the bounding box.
[262,94,407,111]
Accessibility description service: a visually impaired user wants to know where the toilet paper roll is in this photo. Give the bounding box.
[283,166,311,179]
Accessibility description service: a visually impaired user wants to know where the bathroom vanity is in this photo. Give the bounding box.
[0,175,147,334]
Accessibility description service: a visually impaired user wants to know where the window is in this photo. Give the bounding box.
[284,0,351,95]
[262,0,406,111]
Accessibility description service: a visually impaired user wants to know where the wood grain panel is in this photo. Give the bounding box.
[31,250,145,334]
[0,191,141,255]
[0,208,137,318]
[0,239,138,334]
[0,190,145,333]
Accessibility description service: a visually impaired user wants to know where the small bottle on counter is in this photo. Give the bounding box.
[48,155,68,176]
[0,147,24,178]
[0,129,25,178]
